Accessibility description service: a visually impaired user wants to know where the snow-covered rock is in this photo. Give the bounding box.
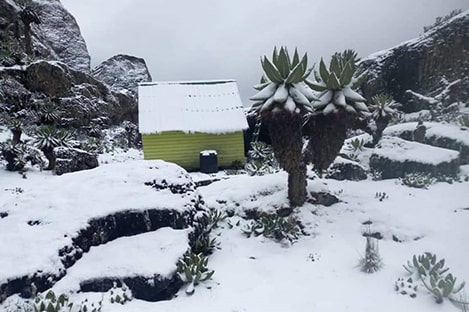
[0,160,204,301]
[92,54,152,96]
[369,136,460,179]
[54,147,99,175]
[384,122,469,164]
[360,10,469,112]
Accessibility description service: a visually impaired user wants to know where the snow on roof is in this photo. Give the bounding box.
[138,80,248,134]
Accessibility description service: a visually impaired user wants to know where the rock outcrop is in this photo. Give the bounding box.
[0,0,90,71]
[54,147,99,175]
[360,10,469,113]
[369,136,460,179]
[92,54,152,96]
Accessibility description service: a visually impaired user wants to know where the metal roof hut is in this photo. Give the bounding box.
[138,80,248,171]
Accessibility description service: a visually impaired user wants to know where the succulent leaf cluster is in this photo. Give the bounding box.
[307,50,368,116]
[404,252,466,304]
[369,93,399,120]
[34,126,74,150]
[250,47,316,114]
[33,290,71,312]
[177,253,214,295]
[243,214,301,243]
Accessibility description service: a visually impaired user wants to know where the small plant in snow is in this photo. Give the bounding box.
[400,172,436,189]
[242,214,301,243]
[206,208,228,231]
[459,115,469,128]
[192,232,220,255]
[106,282,133,305]
[177,253,214,295]
[403,252,467,304]
[33,290,72,312]
[359,236,383,273]
[375,192,388,201]
[245,141,280,176]
[395,277,418,298]
[349,137,365,153]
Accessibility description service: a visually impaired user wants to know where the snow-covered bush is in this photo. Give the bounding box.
[243,214,301,243]
[177,253,215,295]
[403,252,466,304]
[245,141,280,176]
[400,172,436,189]
[105,282,133,305]
[32,290,72,312]
[1,141,44,171]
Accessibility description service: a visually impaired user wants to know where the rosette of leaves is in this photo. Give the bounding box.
[368,93,399,146]
[403,252,466,304]
[242,214,301,243]
[177,253,214,295]
[304,50,368,173]
[249,47,316,207]
[307,50,368,116]
[40,102,61,125]
[246,141,279,176]
[34,126,74,170]
[33,290,72,312]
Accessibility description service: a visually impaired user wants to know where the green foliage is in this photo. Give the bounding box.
[1,141,44,171]
[403,252,466,304]
[359,235,383,273]
[424,9,463,32]
[177,253,214,295]
[246,141,280,176]
[307,50,368,116]
[34,126,74,150]
[400,172,436,189]
[40,102,60,125]
[33,290,72,312]
[369,93,399,121]
[459,115,469,128]
[250,47,315,114]
[243,214,301,243]
[349,137,365,153]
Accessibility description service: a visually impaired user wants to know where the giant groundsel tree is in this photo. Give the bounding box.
[304,50,369,172]
[250,47,316,207]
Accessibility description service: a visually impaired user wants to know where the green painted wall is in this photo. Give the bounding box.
[142,131,245,170]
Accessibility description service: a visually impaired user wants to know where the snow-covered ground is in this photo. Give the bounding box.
[1,144,469,311]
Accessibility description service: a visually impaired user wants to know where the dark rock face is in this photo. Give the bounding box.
[326,157,367,181]
[0,0,90,71]
[308,192,339,207]
[80,275,183,302]
[54,147,99,175]
[0,207,203,302]
[92,54,152,96]
[360,11,469,112]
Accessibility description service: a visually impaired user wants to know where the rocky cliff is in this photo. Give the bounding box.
[92,54,152,96]
[360,10,469,113]
[0,0,90,71]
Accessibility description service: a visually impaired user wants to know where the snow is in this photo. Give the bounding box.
[53,228,190,293]
[1,129,469,311]
[373,136,459,164]
[385,122,469,146]
[0,160,197,283]
[138,80,248,134]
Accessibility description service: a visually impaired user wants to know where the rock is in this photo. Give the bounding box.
[361,11,469,113]
[0,0,90,71]
[54,147,98,175]
[369,136,460,179]
[308,192,339,207]
[413,121,426,143]
[92,54,152,96]
[326,156,367,181]
[384,122,469,165]
[25,61,72,97]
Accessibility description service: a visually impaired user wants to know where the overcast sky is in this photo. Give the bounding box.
[61,0,468,105]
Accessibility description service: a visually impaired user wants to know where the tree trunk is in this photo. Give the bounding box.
[263,111,307,207]
[43,148,55,170]
[12,129,22,145]
[304,113,349,174]
[370,117,389,147]
[288,163,307,207]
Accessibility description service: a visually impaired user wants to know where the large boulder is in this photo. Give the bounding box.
[369,136,460,179]
[326,156,367,181]
[54,147,99,175]
[360,11,469,113]
[92,54,152,96]
[0,0,90,71]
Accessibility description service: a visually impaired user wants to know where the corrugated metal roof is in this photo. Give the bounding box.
[138,80,248,134]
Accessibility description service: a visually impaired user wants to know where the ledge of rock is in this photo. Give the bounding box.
[369,136,460,179]
[0,160,207,302]
[384,122,469,164]
[54,147,99,175]
[54,228,189,302]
